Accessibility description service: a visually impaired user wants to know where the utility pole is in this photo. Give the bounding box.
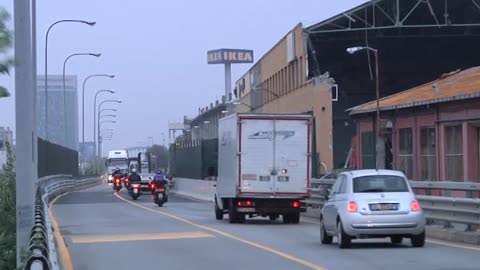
[14,0,37,266]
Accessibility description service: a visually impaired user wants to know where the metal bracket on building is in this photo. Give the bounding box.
[332,84,339,102]
[307,0,480,34]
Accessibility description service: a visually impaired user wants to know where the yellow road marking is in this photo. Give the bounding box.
[115,193,327,270]
[71,231,214,244]
[49,192,75,270]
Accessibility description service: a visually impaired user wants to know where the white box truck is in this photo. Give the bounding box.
[215,113,312,224]
[105,150,129,183]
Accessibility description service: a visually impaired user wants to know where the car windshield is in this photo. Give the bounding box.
[353,175,409,193]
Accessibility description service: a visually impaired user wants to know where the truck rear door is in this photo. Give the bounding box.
[274,119,310,194]
[239,118,274,194]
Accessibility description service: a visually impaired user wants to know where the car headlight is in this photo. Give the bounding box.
[108,175,114,181]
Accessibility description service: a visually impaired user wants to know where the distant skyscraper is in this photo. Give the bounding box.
[79,141,95,162]
[37,75,78,150]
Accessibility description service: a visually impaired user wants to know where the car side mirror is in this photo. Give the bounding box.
[319,188,330,200]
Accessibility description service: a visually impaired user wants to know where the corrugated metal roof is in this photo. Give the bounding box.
[348,67,480,115]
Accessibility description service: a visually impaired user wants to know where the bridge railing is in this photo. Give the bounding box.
[24,175,101,270]
[307,178,480,231]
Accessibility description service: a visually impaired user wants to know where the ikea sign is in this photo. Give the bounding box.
[207,49,254,64]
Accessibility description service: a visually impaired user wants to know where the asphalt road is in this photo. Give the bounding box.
[51,185,480,270]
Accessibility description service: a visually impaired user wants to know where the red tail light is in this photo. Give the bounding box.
[132,184,140,188]
[150,183,156,189]
[237,201,243,207]
[245,200,252,206]
[293,201,300,208]
[347,201,358,213]
[115,178,120,184]
[125,178,130,183]
[411,200,420,212]
[158,187,165,192]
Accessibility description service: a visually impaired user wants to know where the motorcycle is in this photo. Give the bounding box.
[152,186,168,207]
[113,176,123,192]
[124,176,131,189]
[129,183,141,200]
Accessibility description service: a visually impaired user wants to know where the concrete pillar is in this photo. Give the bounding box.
[14,0,37,265]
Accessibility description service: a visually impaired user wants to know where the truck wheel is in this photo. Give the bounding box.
[290,213,300,224]
[237,213,246,224]
[228,202,238,224]
[215,198,223,220]
[269,215,277,221]
[282,215,290,224]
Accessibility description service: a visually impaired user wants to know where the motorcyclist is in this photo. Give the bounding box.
[112,167,123,178]
[129,168,141,183]
[152,169,168,202]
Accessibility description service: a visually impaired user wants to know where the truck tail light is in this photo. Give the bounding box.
[411,200,420,212]
[347,201,358,213]
[237,201,243,207]
[245,200,252,206]
[292,201,300,208]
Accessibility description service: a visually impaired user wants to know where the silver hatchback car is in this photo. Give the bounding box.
[319,170,426,248]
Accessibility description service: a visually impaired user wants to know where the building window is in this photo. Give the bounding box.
[398,128,413,179]
[445,125,463,181]
[420,127,437,180]
[361,131,375,169]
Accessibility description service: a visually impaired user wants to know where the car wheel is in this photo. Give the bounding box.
[337,220,351,249]
[390,236,403,244]
[411,231,425,247]
[215,198,223,220]
[320,217,333,244]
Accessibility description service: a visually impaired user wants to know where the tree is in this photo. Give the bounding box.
[0,141,16,269]
[0,7,13,98]
[146,144,169,172]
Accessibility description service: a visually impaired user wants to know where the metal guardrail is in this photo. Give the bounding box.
[24,175,101,270]
[307,178,480,230]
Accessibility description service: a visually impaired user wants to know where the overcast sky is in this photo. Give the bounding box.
[0,0,366,155]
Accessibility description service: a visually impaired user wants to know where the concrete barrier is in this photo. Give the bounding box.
[171,178,215,202]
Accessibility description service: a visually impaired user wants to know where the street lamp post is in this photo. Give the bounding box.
[62,53,101,146]
[347,46,380,169]
[97,100,121,156]
[45,19,95,141]
[93,90,114,156]
[81,74,114,171]
[98,120,116,157]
